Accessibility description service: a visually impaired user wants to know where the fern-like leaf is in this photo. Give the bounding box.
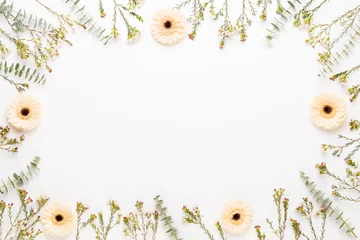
[64,0,107,40]
[300,171,357,238]
[265,0,302,42]
[0,61,46,85]
[0,156,41,194]
[154,196,183,240]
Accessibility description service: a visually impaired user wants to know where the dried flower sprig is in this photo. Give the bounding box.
[257,0,271,21]
[256,189,328,240]
[182,206,215,240]
[316,162,360,203]
[154,195,182,240]
[293,0,329,27]
[176,0,257,48]
[265,188,288,240]
[0,126,25,153]
[90,200,121,240]
[217,0,234,49]
[0,156,41,194]
[99,0,106,18]
[76,202,96,240]
[123,201,157,240]
[0,189,48,240]
[255,225,266,240]
[322,135,360,162]
[176,0,214,42]
[0,61,46,91]
[328,64,360,102]
[350,119,360,131]
[235,0,256,42]
[330,64,360,84]
[295,197,327,240]
[300,171,357,237]
[101,0,143,44]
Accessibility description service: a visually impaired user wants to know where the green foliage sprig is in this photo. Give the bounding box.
[0,156,41,194]
[0,189,48,240]
[300,171,357,238]
[154,195,182,240]
[0,61,46,91]
[0,126,25,153]
[90,200,121,240]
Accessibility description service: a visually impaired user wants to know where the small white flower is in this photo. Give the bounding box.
[7,94,41,131]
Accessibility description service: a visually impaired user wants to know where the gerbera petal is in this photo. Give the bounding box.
[151,8,186,45]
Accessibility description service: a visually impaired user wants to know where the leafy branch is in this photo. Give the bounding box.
[64,0,107,40]
[0,61,46,91]
[265,0,302,42]
[300,171,357,238]
[154,196,182,240]
[0,156,41,194]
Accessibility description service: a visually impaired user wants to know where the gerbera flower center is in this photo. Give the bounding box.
[323,105,333,114]
[164,20,172,29]
[21,108,30,117]
[55,214,64,222]
[232,213,241,221]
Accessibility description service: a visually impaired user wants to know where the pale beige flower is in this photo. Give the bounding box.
[220,201,252,234]
[7,94,41,131]
[41,202,75,237]
[151,8,186,45]
[310,93,346,130]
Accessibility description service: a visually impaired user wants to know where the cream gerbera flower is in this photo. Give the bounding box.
[220,201,253,234]
[41,202,75,237]
[310,93,346,130]
[151,8,186,45]
[7,94,41,131]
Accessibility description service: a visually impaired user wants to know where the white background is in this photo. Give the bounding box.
[1,0,360,239]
